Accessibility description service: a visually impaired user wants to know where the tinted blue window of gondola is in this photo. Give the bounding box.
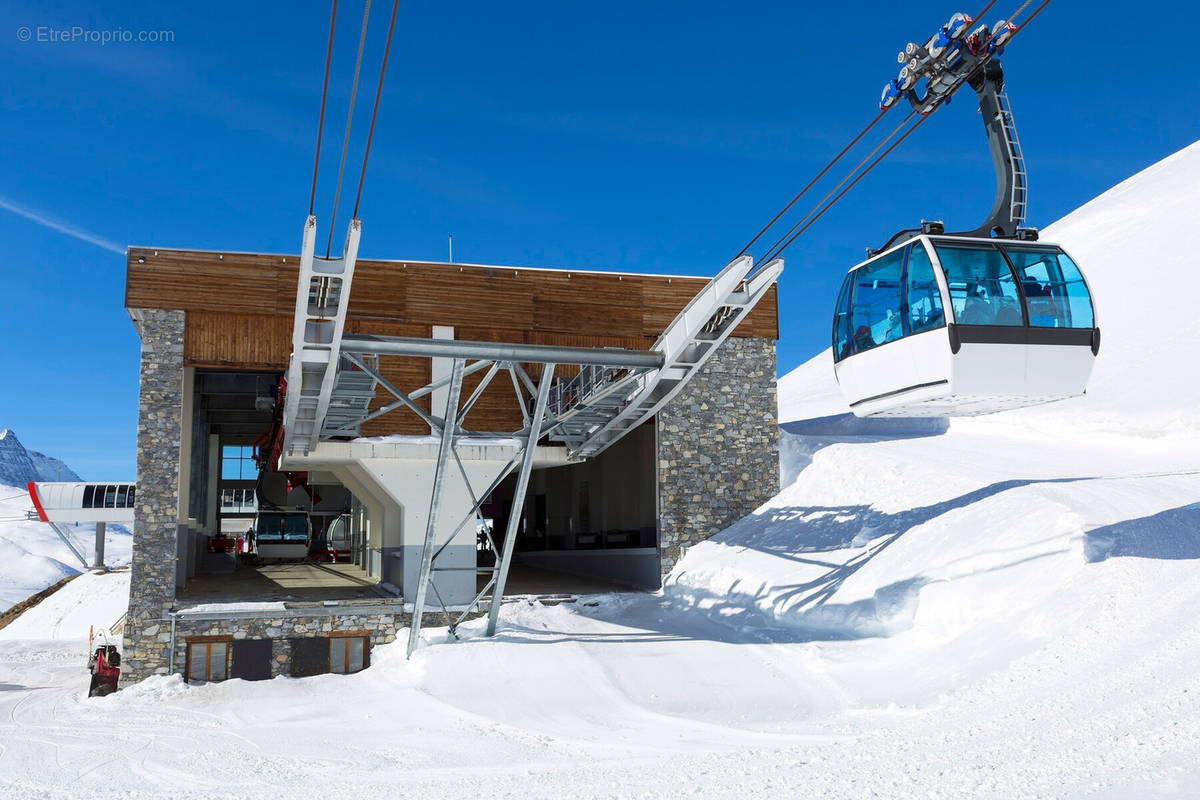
[832,272,854,362]
[1004,248,1094,328]
[934,244,1024,326]
[83,485,95,508]
[848,248,904,354]
[906,244,945,334]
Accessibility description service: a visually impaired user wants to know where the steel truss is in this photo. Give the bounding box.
[279,243,782,653]
[330,339,661,655]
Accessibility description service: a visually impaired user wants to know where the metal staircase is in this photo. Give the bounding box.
[321,354,379,439]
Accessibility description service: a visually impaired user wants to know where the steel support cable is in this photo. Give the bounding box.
[326,0,373,258]
[734,107,890,258]
[351,0,400,220]
[309,0,339,216]
[755,109,918,267]
[767,116,930,261]
[761,0,1053,262]
[735,0,1001,261]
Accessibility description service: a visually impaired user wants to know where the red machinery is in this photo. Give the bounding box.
[88,638,121,697]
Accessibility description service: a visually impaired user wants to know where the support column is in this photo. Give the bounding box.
[408,359,464,656]
[122,309,186,683]
[486,363,555,637]
[92,522,106,571]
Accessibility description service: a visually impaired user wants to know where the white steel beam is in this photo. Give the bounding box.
[282,215,362,458]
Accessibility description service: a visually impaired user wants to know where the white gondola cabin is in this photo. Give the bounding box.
[832,234,1099,417]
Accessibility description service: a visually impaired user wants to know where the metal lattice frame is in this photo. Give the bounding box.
[281,250,783,654]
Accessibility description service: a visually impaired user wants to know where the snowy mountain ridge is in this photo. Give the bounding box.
[0,429,81,487]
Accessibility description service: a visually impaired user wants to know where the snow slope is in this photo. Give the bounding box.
[781,139,1200,435]
[0,484,132,612]
[0,145,1198,798]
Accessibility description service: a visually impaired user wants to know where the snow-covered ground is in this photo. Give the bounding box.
[0,484,132,612]
[0,143,1198,798]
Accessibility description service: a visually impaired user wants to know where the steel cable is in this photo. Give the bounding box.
[309,0,339,217]
[756,109,918,265]
[326,0,374,258]
[754,0,1053,265]
[351,0,400,220]
[736,0,1001,261]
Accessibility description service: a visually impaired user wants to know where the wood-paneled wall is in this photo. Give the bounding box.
[130,247,778,436]
[127,248,779,339]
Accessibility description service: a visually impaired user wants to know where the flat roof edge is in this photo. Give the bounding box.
[126,245,713,282]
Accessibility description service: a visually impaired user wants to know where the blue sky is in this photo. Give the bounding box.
[1,0,1195,480]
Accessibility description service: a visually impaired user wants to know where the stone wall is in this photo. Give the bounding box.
[123,309,186,682]
[172,607,403,678]
[657,336,779,575]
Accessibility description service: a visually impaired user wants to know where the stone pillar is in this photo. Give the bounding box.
[656,336,780,576]
[122,309,186,683]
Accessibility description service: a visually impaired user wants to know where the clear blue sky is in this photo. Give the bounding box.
[0,0,1195,480]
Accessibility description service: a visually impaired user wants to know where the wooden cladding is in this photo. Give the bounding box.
[129,248,779,340]
[149,246,779,436]
[186,312,292,370]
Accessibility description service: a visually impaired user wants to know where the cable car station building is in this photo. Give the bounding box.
[122,245,780,683]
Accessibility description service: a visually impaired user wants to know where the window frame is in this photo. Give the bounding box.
[835,240,947,363]
[929,239,1028,327]
[185,635,232,683]
[328,632,370,675]
[902,239,948,337]
[996,242,1096,329]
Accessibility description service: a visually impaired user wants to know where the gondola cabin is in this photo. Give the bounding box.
[832,235,1099,417]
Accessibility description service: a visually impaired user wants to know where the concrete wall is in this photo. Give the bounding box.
[123,309,186,682]
[657,335,779,575]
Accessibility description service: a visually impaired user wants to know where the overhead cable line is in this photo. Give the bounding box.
[760,0,1054,262]
[735,0,1001,261]
[734,107,891,259]
[352,0,401,221]
[756,109,918,266]
[327,0,374,258]
[309,0,339,217]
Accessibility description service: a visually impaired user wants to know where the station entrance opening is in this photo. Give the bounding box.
[182,368,385,605]
[486,423,659,594]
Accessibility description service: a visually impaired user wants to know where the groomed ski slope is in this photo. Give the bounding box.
[0,143,1198,798]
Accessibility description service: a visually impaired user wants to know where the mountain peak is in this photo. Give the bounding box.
[0,430,81,487]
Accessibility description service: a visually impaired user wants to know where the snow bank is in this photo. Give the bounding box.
[0,569,129,641]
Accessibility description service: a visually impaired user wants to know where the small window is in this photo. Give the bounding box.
[934,243,1024,326]
[905,243,945,335]
[848,248,905,355]
[186,638,230,683]
[329,634,369,674]
[102,485,117,508]
[1003,247,1094,328]
[222,445,257,481]
[126,486,136,507]
[116,485,128,508]
[82,485,95,508]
